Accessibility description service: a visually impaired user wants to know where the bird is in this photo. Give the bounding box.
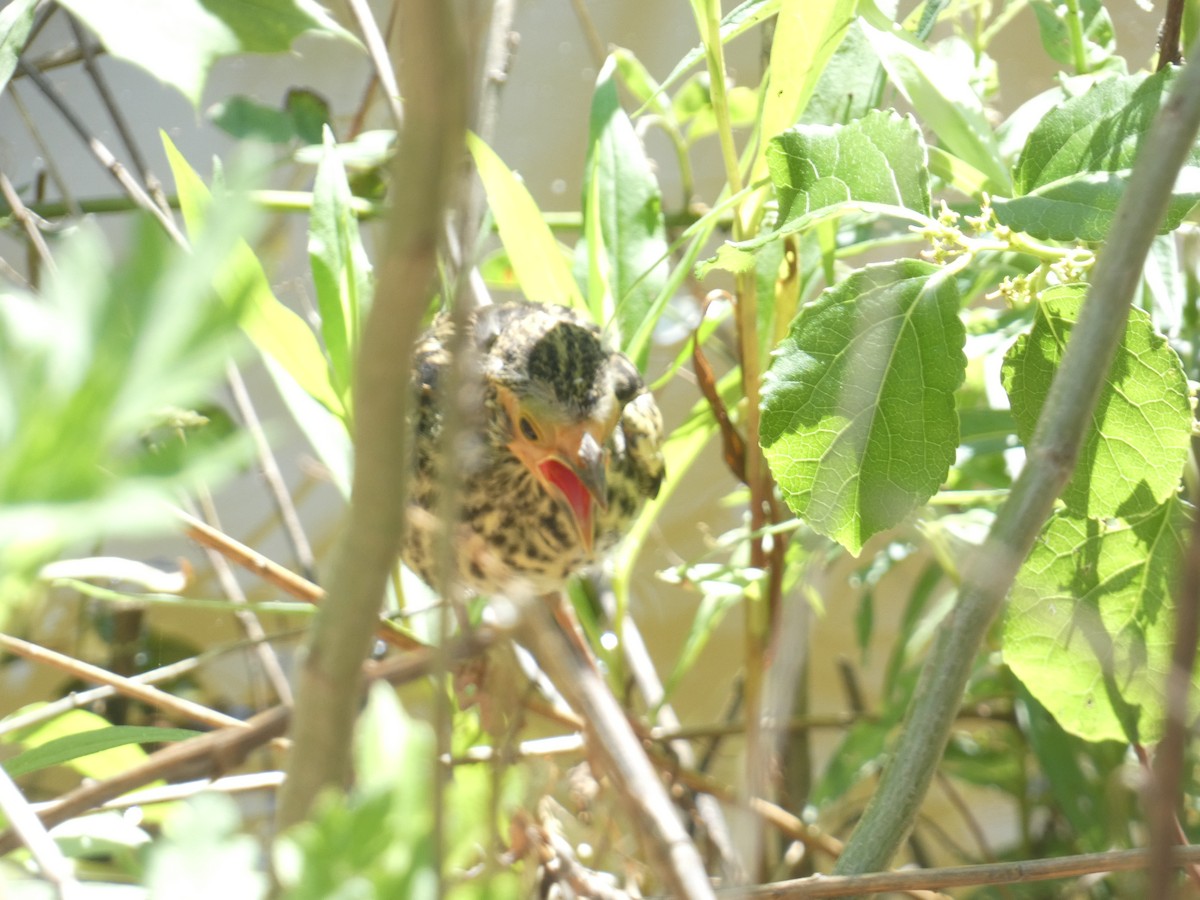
[402,301,665,598]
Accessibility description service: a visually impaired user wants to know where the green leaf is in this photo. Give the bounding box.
[997,68,1200,241]
[1029,0,1116,72]
[769,109,931,225]
[147,794,268,900]
[860,19,1010,194]
[465,132,585,312]
[164,134,344,417]
[4,725,198,778]
[1013,71,1180,193]
[993,169,1200,242]
[799,20,884,127]
[208,96,297,143]
[579,56,670,367]
[0,0,38,97]
[310,127,373,405]
[756,0,856,163]
[760,260,965,554]
[651,0,781,109]
[1000,286,1192,518]
[57,0,356,106]
[0,213,249,607]
[1004,501,1189,744]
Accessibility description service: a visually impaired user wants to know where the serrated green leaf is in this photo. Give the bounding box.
[4,725,198,778]
[1000,286,1191,518]
[768,109,931,224]
[860,20,1009,194]
[993,169,1200,242]
[163,134,343,417]
[1014,68,1188,194]
[466,132,585,312]
[1004,501,1189,743]
[579,56,670,367]
[58,0,356,106]
[760,260,965,554]
[310,127,372,405]
[0,0,38,97]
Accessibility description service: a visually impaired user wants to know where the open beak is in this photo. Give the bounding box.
[537,431,608,553]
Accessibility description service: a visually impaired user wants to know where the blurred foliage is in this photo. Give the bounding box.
[2,0,1200,897]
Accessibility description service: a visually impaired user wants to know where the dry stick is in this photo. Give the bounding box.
[0,630,494,859]
[225,362,318,583]
[1158,0,1186,70]
[833,35,1200,880]
[0,171,55,275]
[1149,462,1200,895]
[520,598,717,900]
[0,705,290,858]
[66,14,171,216]
[0,634,244,731]
[737,845,1200,899]
[5,85,81,219]
[608,589,743,881]
[0,655,209,737]
[188,492,294,707]
[0,764,81,897]
[15,60,184,245]
[175,508,422,651]
[274,0,468,830]
[344,0,404,129]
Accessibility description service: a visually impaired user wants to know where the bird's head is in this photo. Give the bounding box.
[487,314,637,553]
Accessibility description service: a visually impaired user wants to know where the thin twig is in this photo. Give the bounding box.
[14,59,185,245]
[833,31,1200,877]
[1149,437,1200,896]
[733,845,1200,898]
[188,491,294,706]
[275,0,469,830]
[66,14,171,216]
[519,596,717,899]
[1158,0,1186,70]
[0,634,243,731]
[4,85,80,219]
[345,0,404,130]
[0,171,55,276]
[225,361,318,582]
[176,506,422,651]
[0,706,290,857]
[0,764,81,897]
[568,0,607,68]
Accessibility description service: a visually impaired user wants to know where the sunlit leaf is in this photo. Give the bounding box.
[4,725,198,778]
[466,132,585,311]
[1004,501,1190,744]
[164,133,344,416]
[760,260,965,554]
[1001,286,1191,518]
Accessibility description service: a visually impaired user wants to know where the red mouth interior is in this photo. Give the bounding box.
[539,458,593,546]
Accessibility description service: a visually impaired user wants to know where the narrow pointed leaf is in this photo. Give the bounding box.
[466,132,585,312]
[579,56,669,366]
[164,134,343,416]
[861,20,1009,193]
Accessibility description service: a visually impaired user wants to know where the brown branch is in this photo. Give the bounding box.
[518,597,716,899]
[274,0,469,829]
[0,634,243,731]
[0,171,54,277]
[733,845,1200,898]
[1158,0,1186,70]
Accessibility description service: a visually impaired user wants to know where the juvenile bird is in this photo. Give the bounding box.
[403,302,664,597]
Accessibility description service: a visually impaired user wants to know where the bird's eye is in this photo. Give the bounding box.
[518,416,539,441]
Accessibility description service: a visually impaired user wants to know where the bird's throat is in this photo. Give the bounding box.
[538,458,594,551]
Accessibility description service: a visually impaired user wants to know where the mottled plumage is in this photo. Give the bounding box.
[403,302,664,596]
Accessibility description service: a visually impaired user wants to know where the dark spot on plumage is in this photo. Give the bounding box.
[469,560,484,581]
[540,512,569,546]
